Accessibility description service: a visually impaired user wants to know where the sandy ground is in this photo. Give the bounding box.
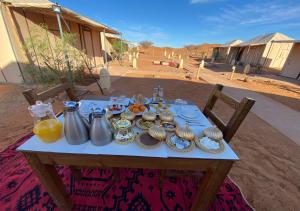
[0,48,300,210]
[207,63,300,112]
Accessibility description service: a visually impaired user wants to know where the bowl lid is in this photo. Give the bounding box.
[148,125,166,141]
[142,111,156,121]
[203,127,223,141]
[175,125,195,141]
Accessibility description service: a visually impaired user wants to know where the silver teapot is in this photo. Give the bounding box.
[64,101,89,145]
[89,108,113,146]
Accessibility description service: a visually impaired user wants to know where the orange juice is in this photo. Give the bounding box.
[33,119,62,143]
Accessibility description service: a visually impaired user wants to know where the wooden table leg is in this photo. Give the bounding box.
[191,160,234,211]
[24,152,73,211]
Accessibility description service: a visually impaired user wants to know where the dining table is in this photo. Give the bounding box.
[17,98,239,211]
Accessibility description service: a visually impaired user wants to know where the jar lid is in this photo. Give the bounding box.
[28,101,53,118]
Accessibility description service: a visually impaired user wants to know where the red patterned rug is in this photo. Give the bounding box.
[0,134,253,211]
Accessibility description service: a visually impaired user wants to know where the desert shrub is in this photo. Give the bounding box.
[23,24,92,85]
[112,40,128,54]
[139,40,153,48]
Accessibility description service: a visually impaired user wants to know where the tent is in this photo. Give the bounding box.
[234,33,293,71]
[0,0,119,83]
[280,40,300,79]
[213,40,243,62]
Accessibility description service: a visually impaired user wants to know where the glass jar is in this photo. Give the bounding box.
[28,101,62,143]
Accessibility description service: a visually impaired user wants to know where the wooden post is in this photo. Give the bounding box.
[179,59,183,69]
[129,54,132,62]
[230,66,236,80]
[132,58,137,69]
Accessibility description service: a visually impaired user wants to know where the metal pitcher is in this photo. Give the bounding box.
[89,108,112,146]
[64,101,89,145]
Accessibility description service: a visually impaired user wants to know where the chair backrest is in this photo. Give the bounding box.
[203,84,255,143]
[23,77,78,106]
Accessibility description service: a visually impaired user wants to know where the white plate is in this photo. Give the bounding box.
[108,105,126,115]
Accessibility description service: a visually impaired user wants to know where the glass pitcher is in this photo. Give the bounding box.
[28,101,62,143]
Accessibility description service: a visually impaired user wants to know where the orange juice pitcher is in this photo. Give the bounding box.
[29,101,62,143]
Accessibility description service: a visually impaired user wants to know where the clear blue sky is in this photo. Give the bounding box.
[56,0,300,47]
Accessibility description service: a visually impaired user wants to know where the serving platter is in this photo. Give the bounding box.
[166,134,195,152]
[195,133,225,154]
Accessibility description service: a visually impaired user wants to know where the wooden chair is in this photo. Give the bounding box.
[159,84,255,187]
[203,84,255,143]
[23,77,78,106]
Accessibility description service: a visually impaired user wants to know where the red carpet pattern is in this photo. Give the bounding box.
[0,134,252,211]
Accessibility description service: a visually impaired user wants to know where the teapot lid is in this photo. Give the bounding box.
[64,101,78,111]
[92,107,105,117]
[28,101,53,118]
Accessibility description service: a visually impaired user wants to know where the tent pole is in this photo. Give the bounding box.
[120,33,123,65]
[103,29,108,68]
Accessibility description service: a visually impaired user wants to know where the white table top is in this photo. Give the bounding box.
[17,100,239,160]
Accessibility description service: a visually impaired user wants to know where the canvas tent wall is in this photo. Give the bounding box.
[281,41,300,79]
[235,33,293,71]
[0,0,119,83]
[213,40,242,62]
[0,3,24,83]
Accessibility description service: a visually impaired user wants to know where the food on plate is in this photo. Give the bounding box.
[128,104,146,113]
[109,104,123,111]
[139,133,160,146]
